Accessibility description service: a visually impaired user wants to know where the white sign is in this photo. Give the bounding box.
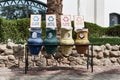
[61,15,72,29]
[30,14,41,28]
[46,14,56,29]
[74,16,84,30]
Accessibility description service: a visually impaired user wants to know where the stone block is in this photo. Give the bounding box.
[110,51,119,57]
[97,52,104,59]
[105,43,111,50]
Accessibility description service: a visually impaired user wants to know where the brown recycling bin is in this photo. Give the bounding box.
[75,29,90,54]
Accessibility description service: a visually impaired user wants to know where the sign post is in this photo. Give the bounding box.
[30,14,41,28]
[46,14,56,29]
[74,16,84,31]
[61,15,72,29]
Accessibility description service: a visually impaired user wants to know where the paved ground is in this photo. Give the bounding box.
[0,66,119,80]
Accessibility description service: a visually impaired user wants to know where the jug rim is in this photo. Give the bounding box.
[61,27,73,30]
[75,28,88,32]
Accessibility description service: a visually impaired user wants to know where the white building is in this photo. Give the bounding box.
[76,0,120,27]
[41,0,120,27]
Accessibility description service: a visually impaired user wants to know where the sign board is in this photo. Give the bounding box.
[30,14,41,28]
[74,16,84,30]
[61,15,71,29]
[46,14,56,29]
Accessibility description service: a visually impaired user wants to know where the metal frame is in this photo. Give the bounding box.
[0,0,47,19]
[25,44,93,74]
[0,0,47,10]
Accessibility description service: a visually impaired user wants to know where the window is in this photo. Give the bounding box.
[110,13,120,26]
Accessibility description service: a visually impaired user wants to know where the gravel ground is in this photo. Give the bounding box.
[0,66,119,80]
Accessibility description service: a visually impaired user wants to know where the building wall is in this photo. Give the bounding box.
[62,0,77,16]
[80,0,105,27]
[96,0,105,26]
[81,0,95,23]
[104,0,120,27]
[80,0,120,27]
[87,0,95,23]
[40,0,120,27]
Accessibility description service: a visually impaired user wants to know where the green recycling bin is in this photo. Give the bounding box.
[43,28,59,54]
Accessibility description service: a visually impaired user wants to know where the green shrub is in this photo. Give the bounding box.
[16,18,30,41]
[0,17,120,45]
[71,21,76,39]
[105,24,120,37]
[84,22,107,38]
[89,37,120,45]
[0,18,46,44]
[71,21,107,38]
[0,19,19,42]
[0,17,3,41]
[0,18,27,43]
[41,21,46,39]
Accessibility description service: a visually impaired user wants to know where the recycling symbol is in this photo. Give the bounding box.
[47,33,53,39]
[48,16,54,21]
[79,33,85,39]
[33,16,39,21]
[63,16,69,22]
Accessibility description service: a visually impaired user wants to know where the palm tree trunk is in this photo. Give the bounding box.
[47,0,63,39]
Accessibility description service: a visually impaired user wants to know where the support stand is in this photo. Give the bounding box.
[25,44,93,74]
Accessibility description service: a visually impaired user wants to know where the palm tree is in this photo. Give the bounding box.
[47,0,63,37]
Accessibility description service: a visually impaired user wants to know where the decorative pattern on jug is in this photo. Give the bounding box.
[27,28,43,55]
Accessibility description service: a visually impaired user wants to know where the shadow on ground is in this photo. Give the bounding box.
[6,66,120,80]
[91,67,120,80]
[9,66,90,75]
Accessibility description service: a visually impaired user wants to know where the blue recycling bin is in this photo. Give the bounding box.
[27,28,43,55]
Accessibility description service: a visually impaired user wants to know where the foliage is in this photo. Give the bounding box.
[16,18,30,41]
[89,37,120,45]
[41,21,46,39]
[84,22,107,38]
[105,24,120,37]
[0,18,30,43]
[71,21,120,45]
[71,21,107,39]
[0,5,34,20]
[0,18,46,44]
[0,17,120,45]
[71,21,76,39]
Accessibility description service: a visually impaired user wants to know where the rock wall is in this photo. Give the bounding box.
[0,42,120,68]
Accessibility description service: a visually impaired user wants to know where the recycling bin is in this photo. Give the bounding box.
[43,28,59,54]
[60,28,74,56]
[75,28,90,54]
[27,28,43,55]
